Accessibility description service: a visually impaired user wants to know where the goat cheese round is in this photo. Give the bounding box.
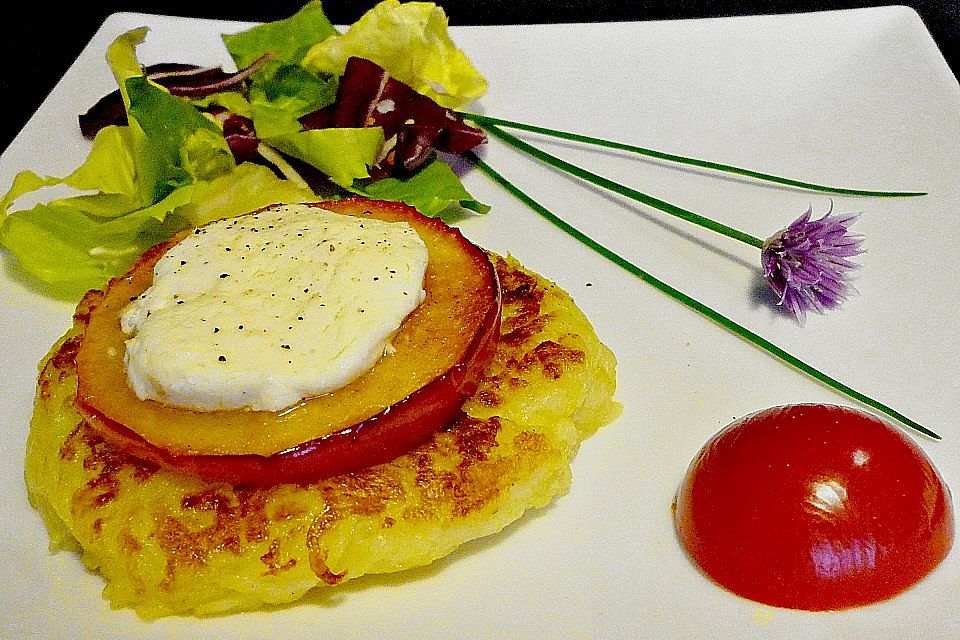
[120,204,428,411]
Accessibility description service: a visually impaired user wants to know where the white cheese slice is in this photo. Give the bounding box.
[120,204,428,412]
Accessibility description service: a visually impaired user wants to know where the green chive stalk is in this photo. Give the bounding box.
[467,152,939,440]
[461,112,926,198]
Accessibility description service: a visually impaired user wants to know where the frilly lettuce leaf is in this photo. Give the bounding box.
[248,61,338,138]
[268,127,385,188]
[64,124,139,198]
[301,0,487,109]
[190,91,255,119]
[0,171,59,215]
[222,1,338,69]
[249,61,337,117]
[0,124,142,219]
[0,163,314,296]
[354,156,489,217]
[106,26,148,108]
[0,186,194,298]
[175,163,315,227]
[182,128,236,182]
[2,204,142,297]
[46,193,141,219]
[125,75,235,198]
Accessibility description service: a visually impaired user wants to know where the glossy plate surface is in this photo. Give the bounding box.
[1,7,959,638]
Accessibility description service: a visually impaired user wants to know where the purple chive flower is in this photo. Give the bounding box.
[761,205,865,323]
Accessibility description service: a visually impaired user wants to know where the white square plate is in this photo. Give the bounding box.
[2,6,959,638]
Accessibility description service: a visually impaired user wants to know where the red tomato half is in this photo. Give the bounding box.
[674,404,953,611]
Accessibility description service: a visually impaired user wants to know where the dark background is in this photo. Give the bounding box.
[3,1,958,154]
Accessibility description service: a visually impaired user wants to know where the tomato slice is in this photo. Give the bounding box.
[76,198,502,485]
[674,404,953,610]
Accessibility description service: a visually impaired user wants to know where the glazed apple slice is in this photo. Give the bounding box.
[76,198,500,485]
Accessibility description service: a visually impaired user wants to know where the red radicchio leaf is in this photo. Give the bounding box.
[159,54,270,98]
[78,56,270,139]
[299,56,486,176]
[299,108,332,131]
[206,107,260,164]
[396,124,443,174]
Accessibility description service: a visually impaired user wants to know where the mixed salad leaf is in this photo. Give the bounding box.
[222,1,338,69]
[0,0,488,298]
[300,0,488,109]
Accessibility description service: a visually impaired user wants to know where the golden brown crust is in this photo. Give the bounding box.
[26,254,620,617]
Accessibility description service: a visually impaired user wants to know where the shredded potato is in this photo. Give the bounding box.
[25,255,619,618]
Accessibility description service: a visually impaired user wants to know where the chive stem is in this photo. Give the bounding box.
[468,152,939,440]
[461,112,926,198]
[478,123,766,249]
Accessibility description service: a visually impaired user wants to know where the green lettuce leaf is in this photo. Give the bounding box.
[248,61,338,138]
[0,162,315,296]
[250,61,338,116]
[267,127,385,188]
[250,103,304,139]
[0,125,144,220]
[222,1,338,69]
[2,203,137,297]
[47,193,142,219]
[301,0,487,109]
[0,186,194,297]
[175,163,315,227]
[63,125,139,198]
[190,91,255,119]
[355,156,489,217]
[102,28,173,208]
[106,27,148,108]
[181,128,236,182]
[125,75,235,198]
[0,171,59,215]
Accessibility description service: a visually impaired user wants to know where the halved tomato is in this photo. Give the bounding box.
[674,404,953,610]
[76,198,501,485]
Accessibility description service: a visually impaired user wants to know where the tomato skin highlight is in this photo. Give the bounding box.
[674,404,953,611]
